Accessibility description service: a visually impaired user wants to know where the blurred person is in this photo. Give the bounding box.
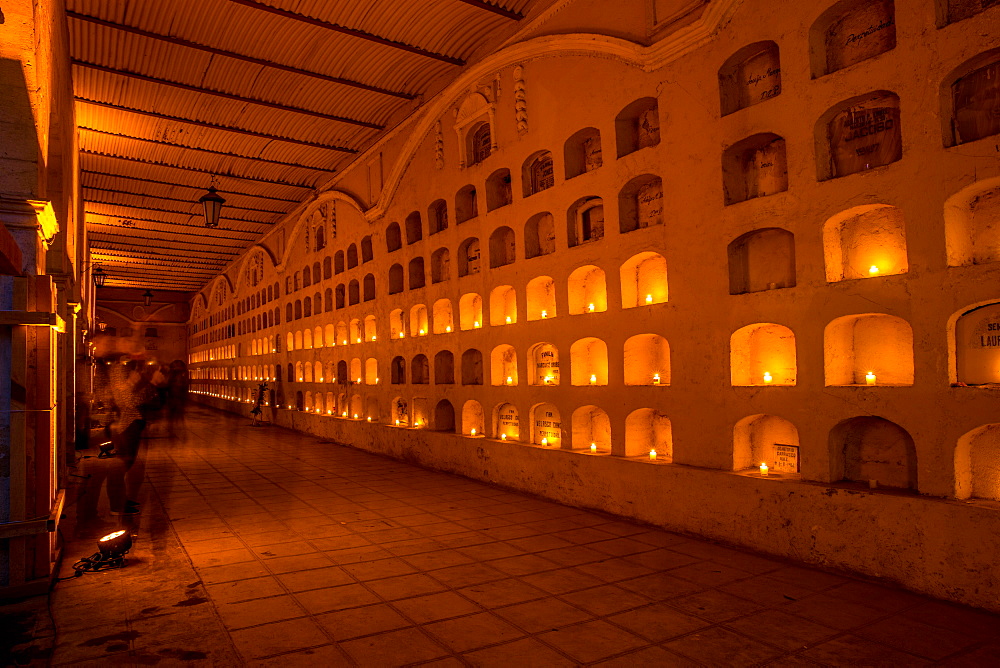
[166,359,188,437]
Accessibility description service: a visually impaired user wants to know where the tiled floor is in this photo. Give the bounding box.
[43,406,1000,666]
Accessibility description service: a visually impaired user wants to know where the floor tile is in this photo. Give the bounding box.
[537,619,647,663]
[392,591,483,623]
[664,626,784,666]
[315,603,412,640]
[463,637,578,667]
[425,612,525,652]
[340,627,450,667]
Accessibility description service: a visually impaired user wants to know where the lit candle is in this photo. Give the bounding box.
[587,303,594,312]
[474,321,481,328]
[589,374,597,385]
[645,294,653,304]
[341,340,347,345]
[505,316,512,324]
[541,437,548,446]
[327,410,332,415]
[544,375,554,384]
[419,329,425,335]
[652,373,661,385]
[506,376,513,385]
[760,462,769,477]
[356,378,361,384]
[869,265,879,276]
[375,377,380,384]
[371,335,377,341]
[541,310,547,318]
[471,428,477,436]
[353,413,358,419]
[866,371,876,386]
[590,443,597,453]
[763,371,773,383]
[367,417,372,422]
[500,433,507,441]
[399,332,405,338]
[356,337,361,343]
[395,419,400,426]
[342,412,347,417]
[649,449,657,461]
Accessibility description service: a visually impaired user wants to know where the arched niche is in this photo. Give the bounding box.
[324,288,333,312]
[428,199,448,235]
[411,354,430,384]
[431,247,450,284]
[954,302,1000,385]
[336,322,348,346]
[348,280,360,305]
[615,97,660,157]
[728,228,796,294]
[619,175,663,233]
[350,318,362,344]
[334,251,345,274]
[489,285,517,325]
[494,403,520,441]
[524,212,556,259]
[347,244,359,269]
[624,334,670,386]
[361,236,373,263]
[432,299,453,334]
[734,415,800,473]
[831,416,916,490]
[410,304,428,336]
[459,293,483,330]
[302,265,312,288]
[626,409,672,459]
[810,0,896,78]
[456,185,479,224]
[363,274,376,301]
[526,276,556,321]
[408,257,425,290]
[567,197,605,247]
[475,344,508,389]
[325,392,334,414]
[336,359,348,382]
[522,150,555,197]
[955,424,1000,500]
[818,91,902,180]
[567,265,607,315]
[434,350,455,384]
[314,361,323,382]
[531,403,562,446]
[620,252,667,308]
[286,331,295,351]
[570,337,608,386]
[529,343,560,386]
[365,396,380,421]
[405,211,423,244]
[313,326,323,348]
[944,178,1000,266]
[458,237,482,276]
[434,400,456,433]
[296,361,305,382]
[564,127,602,179]
[462,400,484,436]
[572,406,611,450]
[722,134,788,205]
[294,300,303,320]
[411,397,429,427]
[348,394,362,417]
[391,356,406,384]
[489,226,516,268]
[386,222,402,253]
[303,298,313,318]
[391,396,409,426]
[940,0,999,25]
[304,390,313,410]
[467,120,492,166]
[294,330,303,350]
[390,309,405,339]
[364,315,377,341]
[486,168,513,211]
[461,349,483,386]
[825,313,913,386]
[350,358,362,384]
[365,358,378,385]
[823,205,908,281]
[335,284,345,309]
[719,41,781,116]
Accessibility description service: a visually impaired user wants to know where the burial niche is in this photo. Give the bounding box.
[825,313,913,385]
[570,337,608,386]
[529,343,560,386]
[405,211,423,244]
[491,345,518,386]
[823,205,908,281]
[408,257,425,290]
[954,302,1000,385]
[456,185,478,224]
[572,406,611,451]
[821,92,902,180]
[432,299,453,334]
[495,403,520,441]
[734,415,800,474]
[486,168,513,211]
[458,237,482,276]
[728,228,796,294]
[615,97,660,157]
[564,127,603,179]
[833,417,916,490]
[431,247,450,284]
[532,403,562,447]
[411,354,430,384]
[941,0,1000,25]
[620,252,668,308]
[386,222,402,252]
[410,304,428,336]
[363,274,375,301]
[619,175,663,233]
[567,265,607,315]
[489,226,516,268]
[945,179,1000,266]
[461,349,484,385]
[526,276,556,321]
[949,53,1000,146]
[462,400,484,436]
[719,41,781,116]
[347,244,359,269]
[489,285,517,325]
[435,351,455,384]
[525,212,556,259]
[722,134,788,205]
[468,121,492,165]
[567,197,605,247]
[624,334,670,386]
[730,324,797,386]
[459,293,482,330]
[390,309,405,339]
[626,409,672,459]
[522,151,555,197]
[955,424,1000,501]
[391,356,406,384]
[434,400,456,432]
[429,199,448,234]
[812,0,896,77]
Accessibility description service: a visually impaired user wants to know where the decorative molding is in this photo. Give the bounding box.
[434,120,445,169]
[277,190,366,271]
[513,64,528,135]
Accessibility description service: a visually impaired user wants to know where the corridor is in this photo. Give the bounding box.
[42,407,1000,666]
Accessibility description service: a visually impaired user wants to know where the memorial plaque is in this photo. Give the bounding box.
[535,410,562,445]
[829,96,901,177]
[956,303,1000,384]
[773,444,800,473]
[637,182,664,228]
[953,60,1000,145]
[498,404,519,440]
[737,45,781,110]
[946,0,1000,24]
[744,138,787,199]
[824,0,895,74]
[637,108,660,148]
[583,136,603,172]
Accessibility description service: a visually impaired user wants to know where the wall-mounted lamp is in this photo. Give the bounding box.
[142,290,153,307]
[93,265,107,287]
[199,177,226,228]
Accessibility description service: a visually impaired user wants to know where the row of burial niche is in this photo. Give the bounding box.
[811,0,896,78]
[722,134,787,205]
[284,277,376,316]
[947,179,1000,266]
[955,302,1000,386]
[287,239,377,292]
[823,91,901,179]
[727,229,795,294]
[237,282,280,314]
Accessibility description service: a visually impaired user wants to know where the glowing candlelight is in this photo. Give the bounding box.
[371,335,377,341]
[645,294,653,304]
[327,410,332,415]
[589,374,597,385]
[353,413,358,419]
[471,428,477,436]
[587,303,594,312]
[500,433,507,441]
[866,371,876,386]
[590,443,597,453]
[541,310,547,318]
[869,265,879,275]
[367,417,372,422]
[356,337,361,343]
[763,371,773,383]
[760,462,769,476]
[649,449,657,461]
[541,437,548,446]
[474,321,481,328]
[399,331,405,338]
[341,340,347,345]
[419,329,425,335]
[342,411,347,417]
[505,316,512,324]
[446,325,452,332]
[506,376,513,385]
[544,375,554,384]
[395,419,400,426]
[653,373,661,384]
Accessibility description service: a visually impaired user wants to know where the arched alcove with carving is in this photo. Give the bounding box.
[528,342,559,386]
[615,97,660,157]
[719,41,781,115]
[810,0,896,78]
[620,252,667,308]
[734,414,800,473]
[458,237,481,277]
[567,197,605,247]
[722,134,788,205]
[524,212,556,259]
[431,247,450,284]
[817,91,902,180]
[494,403,520,441]
[619,175,663,233]
[491,344,518,386]
[954,301,1000,385]
[564,127,602,178]
[522,150,555,197]
[531,403,562,446]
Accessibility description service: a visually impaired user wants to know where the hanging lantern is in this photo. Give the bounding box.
[142,290,153,307]
[93,265,106,287]
[199,180,225,228]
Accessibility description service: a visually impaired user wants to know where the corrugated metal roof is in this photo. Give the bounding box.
[72,0,549,291]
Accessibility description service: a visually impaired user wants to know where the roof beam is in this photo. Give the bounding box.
[80,126,339,173]
[227,0,465,66]
[90,249,226,268]
[83,184,289,216]
[89,230,249,250]
[66,11,415,100]
[90,239,239,258]
[84,199,275,227]
[76,98,358,153]
[82,169,301,204]
[73,60,384,131]
[85,215,260,239]
[81,150,316,190]
[455,0,523,20]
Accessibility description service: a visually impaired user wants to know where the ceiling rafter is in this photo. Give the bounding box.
[86,215,262,239]
[84,199,276,227]
[82,169,301,203]
[81,150,318,190]
[73,60,385,131]
[80,126,341,173]
[89,231,249,251]
[89,236,240,256]
[66,10,416,100]
[227,0,466,66]
[455,0,523,19]
[83,185,290,216]
[76,98,359,153]
[91,252,226,270]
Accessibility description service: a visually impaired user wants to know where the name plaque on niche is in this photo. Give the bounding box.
[772,444,800,473]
